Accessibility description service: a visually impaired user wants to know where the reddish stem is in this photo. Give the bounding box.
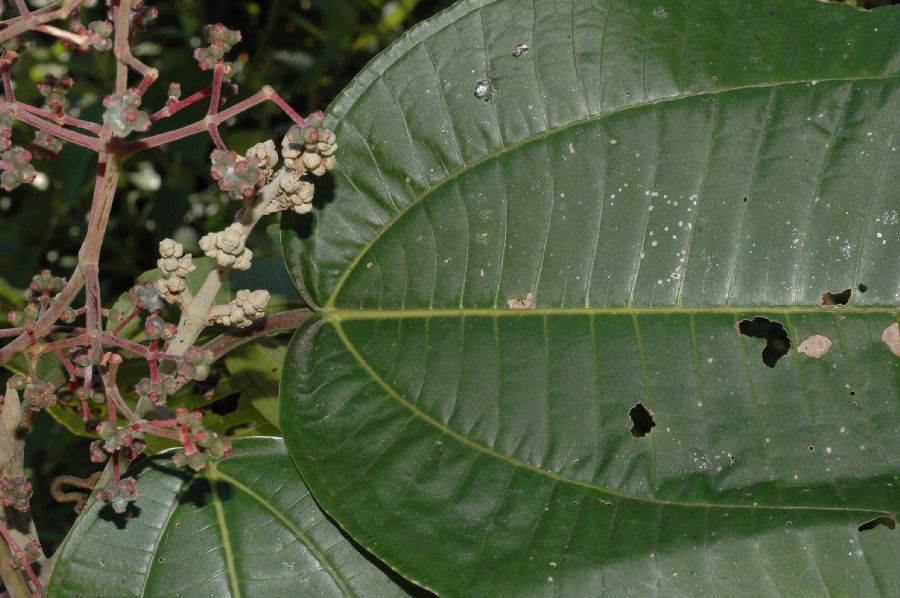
[111,306,140,335]
[147,341,159,384]
[3,101,102,150]
[17,102,102,134]
[0,521,41,595]
[150,86,212,122]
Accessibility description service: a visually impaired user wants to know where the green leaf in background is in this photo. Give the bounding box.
[47,437,418,597]
[280,0,900,595]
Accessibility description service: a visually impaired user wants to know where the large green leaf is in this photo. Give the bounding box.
[279,0,900,595]
[47,437,416,597]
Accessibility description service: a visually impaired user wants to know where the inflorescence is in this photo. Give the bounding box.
[0,2,336,594]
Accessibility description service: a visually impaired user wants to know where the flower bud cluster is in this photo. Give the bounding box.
[128,281,167,312]
[182,346,214,382]
[143,313,177,341]
[70,347,100,368]
[209,149,263,200]
[274,171,316,214]
[93,421,146,459]
[1,146,36,191]
[212,289,269,328]
[155,239,195,302]
[29,269,66,296]
[102,90,150,138]
[281,111,337,177]
[129,1,159,35]
[199,223,253,270]
[7,304,38,327]
[171,408,232,472]
[67,16,112,52]
[0,110,12,151]
[96,477,139,514]
[36,73,74,116]
[135,376,176,405]
[31,130,63,160]
[193,23,241,73]
[0,475,32,512]
[245,140,279,184]
[23,379,56,411]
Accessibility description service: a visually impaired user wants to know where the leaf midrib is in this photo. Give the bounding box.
[331,319,895,516]
[322,306,899,321]
[325,72,900,309]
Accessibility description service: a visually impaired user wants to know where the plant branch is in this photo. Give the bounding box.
[202,308,312,361]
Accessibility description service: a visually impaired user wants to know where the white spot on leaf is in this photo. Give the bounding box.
[882,323,900,356]
[797,334,832,358]
[507,292,534,310]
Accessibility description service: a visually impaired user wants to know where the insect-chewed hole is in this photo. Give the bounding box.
[858,515,896,532]
[629,402,656,438]
[821,288,851,305]
[737,317,791,368]
[857,283,868,293]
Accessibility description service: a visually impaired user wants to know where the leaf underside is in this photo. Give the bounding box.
[277,0,900,595]
[47,438,412,597]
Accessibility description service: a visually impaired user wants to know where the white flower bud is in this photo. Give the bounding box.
[199,223,252,270]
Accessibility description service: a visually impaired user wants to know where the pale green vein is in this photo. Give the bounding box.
[324,306,899,321]
[210,478,242,598]
[208,468,354,597]
[331,319,894,516]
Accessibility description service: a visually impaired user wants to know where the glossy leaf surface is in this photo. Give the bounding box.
[47,438,414,597]
[280,0,900,595]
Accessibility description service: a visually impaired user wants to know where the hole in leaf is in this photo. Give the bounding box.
[858,515,896,532]
[737,317,791,368]
[209,392,240,416]
[742,196,748,203]
[821,288,851,305]
[629,402,656,438]
[858,283,868,293]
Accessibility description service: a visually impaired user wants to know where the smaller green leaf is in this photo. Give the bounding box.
[47,437,418,598]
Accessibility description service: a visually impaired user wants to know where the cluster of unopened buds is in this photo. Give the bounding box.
[0,145,36,191]
[102,90,150,138]
[170,407,232,472]
[91,421,146,463]
[95,477,139,514]
[155,239,196,302]
[7,270,72,328]
[281,111,338,177]
[0,475,32,513]
[36,73,74,116]
[212,289,270,327]
[199,223,253,270]
[210,149,263,200]
[194,23,241,81]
